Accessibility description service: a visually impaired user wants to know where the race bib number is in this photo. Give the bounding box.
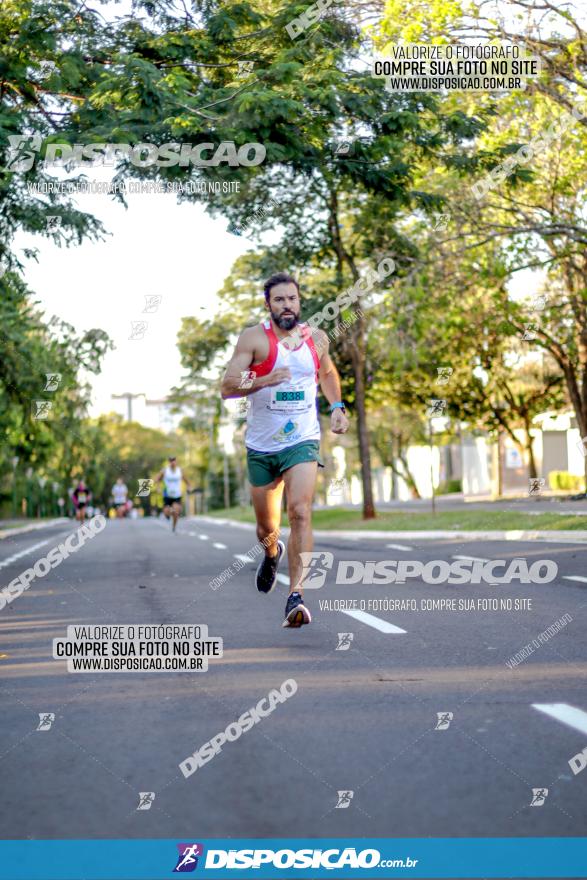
[77,492,87,503]
[269,387,307,411]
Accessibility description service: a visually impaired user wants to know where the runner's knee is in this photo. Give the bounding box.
[256,522,277,542]
[287,501,311,526]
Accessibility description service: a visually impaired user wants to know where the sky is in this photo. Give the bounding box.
[14,185,251,417]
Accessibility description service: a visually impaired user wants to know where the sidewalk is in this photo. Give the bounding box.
[315,493,587,516]
[195,516,587,544]
[0,518,69,540]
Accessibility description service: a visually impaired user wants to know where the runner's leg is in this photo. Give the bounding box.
[283,461,318,593]
[250,478,284,557]
[171,501,181,531]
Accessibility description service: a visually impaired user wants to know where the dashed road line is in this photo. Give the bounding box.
[213,542,227,550]
[276,574,290,586]
[533,703,587,736]
[339,608,407,634]
[198,535,209,541]
[0,539,51,570]
[234,554,253,563]
[386,543,413,552]
[563,576,587,584]
[452,554,489,563]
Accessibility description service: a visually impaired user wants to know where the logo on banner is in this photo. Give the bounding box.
[336,632,354,651]
[136,478,153,497]
[298,551,334,589]
[44,373,61,391]
[37,712,55,731]
[335,790,354,809]
[435,712,453,730]
[136,792,155,810]
[173,843,204,872]
[530,787,548,806]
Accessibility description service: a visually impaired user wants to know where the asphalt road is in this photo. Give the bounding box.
[1,515,587,841]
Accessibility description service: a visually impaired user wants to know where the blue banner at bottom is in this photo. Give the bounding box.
[0,838,584,880]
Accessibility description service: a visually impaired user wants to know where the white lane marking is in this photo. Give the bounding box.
[276,574,290,586]
[198,535,209,541]
[452,554,489,563]
[563,575,587,584]
[188,531,197,537]
[533,703,587,737]
[234,554,253,563]
[339,608,407,634]
[387,543,413,551]
[0,539,51,570]
[213,542,227,550]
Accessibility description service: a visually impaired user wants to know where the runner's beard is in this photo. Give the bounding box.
[271,309,300,331]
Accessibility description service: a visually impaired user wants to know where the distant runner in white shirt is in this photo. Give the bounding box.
[154,456,192,532]
[111,477,129,518]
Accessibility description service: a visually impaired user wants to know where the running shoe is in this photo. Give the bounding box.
[255,540,285,594]
[282,591,311,628]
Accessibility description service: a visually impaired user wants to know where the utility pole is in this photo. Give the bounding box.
[428,417,436,515]
[203,405,216,513]
[111,392,145,422]
[223,452,230,510]
[11,456,19,518]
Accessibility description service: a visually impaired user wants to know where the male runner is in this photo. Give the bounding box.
[111,477,129,518]
[221,272,349,628]
[154,457,192,532]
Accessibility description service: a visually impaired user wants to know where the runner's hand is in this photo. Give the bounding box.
[330,408,349,434]
[263,367,292,387]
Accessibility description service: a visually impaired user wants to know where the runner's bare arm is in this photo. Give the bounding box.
[316,331,349,435]
[221,328,291,399]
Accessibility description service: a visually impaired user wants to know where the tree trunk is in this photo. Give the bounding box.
[526,435,538,480]
[397,451,421,499]
[390,435,398,500]
[327,187,376,518]
[351,340,376,518]
[388,455,420,498]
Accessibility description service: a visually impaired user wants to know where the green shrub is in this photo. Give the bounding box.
[436,478,462,495]
[548,471,584,491]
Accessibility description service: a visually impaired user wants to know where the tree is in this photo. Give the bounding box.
[25,0,492,518]
[0,274,111,511]
[375,0,587,490]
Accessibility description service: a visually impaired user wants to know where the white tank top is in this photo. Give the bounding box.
[245,320,320,453]
[163,466,182,497]
[112,483,128,504]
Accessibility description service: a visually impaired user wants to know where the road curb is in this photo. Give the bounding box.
[194,517,587,544]
[0,517,69,540]
[314,529,587,544]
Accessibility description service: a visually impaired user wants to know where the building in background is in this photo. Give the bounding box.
[109,393,183,432]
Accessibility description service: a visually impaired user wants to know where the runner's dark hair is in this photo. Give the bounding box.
[263,273,299,303]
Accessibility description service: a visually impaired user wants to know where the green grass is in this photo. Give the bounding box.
[207,506,587,531]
